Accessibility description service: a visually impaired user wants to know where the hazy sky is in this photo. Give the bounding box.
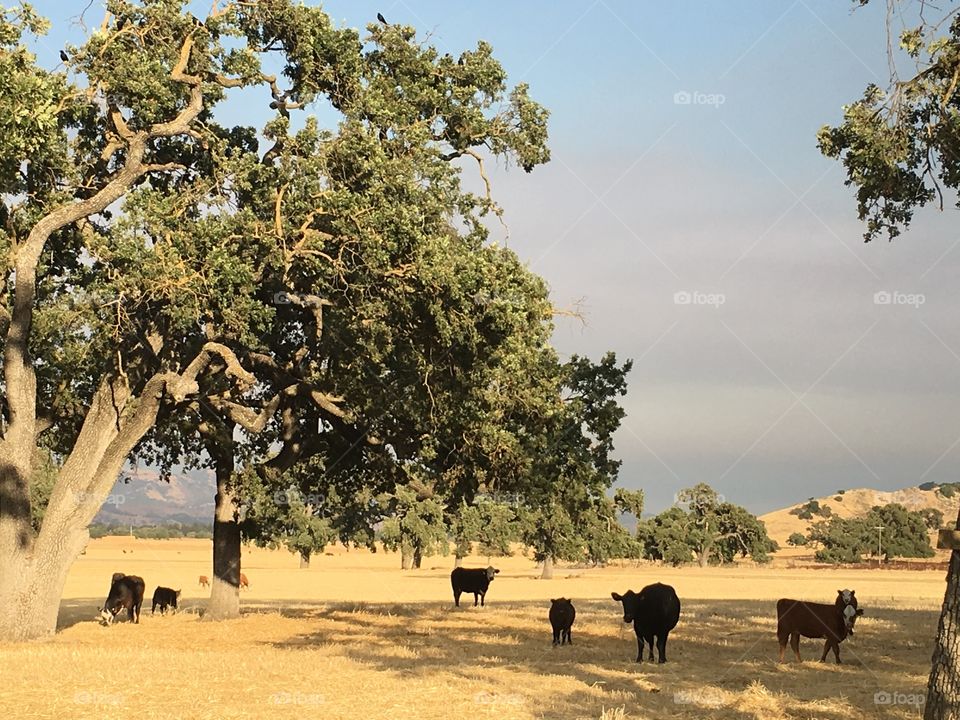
[28,1,960,514]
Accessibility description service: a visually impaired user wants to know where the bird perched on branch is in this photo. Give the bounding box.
[59,49,69,62]
[377,12,387,24]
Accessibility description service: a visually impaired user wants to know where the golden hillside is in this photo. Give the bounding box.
[760,485,960,547]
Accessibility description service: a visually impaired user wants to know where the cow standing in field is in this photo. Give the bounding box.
[151,587,181,615]
[451,566,499,607]
[100,574,146,625]
[549,598,576,645]
[198,575,209,588]
[776,589,864,664]
[612,583,681,663]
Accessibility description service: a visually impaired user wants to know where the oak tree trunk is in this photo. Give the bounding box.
[925,507,960,719]
[413,544,423,569]
[299,549,310,569]
[540,555,554,579]
[0,375,177,640]
[454,554,463,568]
[206,452,241,620]
[401,547,413,569]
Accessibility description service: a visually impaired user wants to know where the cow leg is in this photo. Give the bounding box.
[645,635,655,661]
[821,639,841,664]
[657,632,669,663]
[553,627,560,645]
[453,590,461,607]
[777,630,788,662]
[151,602,156,615]
[790,632,801,662]
[474,593,480,607]
[480,591,486,607]
[566,629,572,645]
[635,632,644,662]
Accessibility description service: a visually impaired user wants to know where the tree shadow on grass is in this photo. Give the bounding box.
[241,598,932,719]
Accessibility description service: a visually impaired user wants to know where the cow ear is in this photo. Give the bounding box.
[611,592,622,601]
[857,609,864,615]
[551,598,558,604]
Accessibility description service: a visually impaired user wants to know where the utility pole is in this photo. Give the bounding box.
[874,525,885,566]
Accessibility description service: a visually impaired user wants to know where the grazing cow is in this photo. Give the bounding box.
[549,598,576,645]
[776,589,864,664]
[198,575,209,588]
[612,583,681,663]
[451,566,500,607]
[151,586,181,615]
[239,572,249,590]
[100,574,145,625]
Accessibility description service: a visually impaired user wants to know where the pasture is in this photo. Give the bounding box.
[0,537,943,719]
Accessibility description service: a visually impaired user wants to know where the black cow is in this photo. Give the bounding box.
[776,589,864,664]
[151,586,181,615]
[451,566,499,607]
[549,598,576,645]
[611,582,681,663]
[100,574,145,625]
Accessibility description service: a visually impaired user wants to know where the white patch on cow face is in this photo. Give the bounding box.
[99,608,114,625]
[840,589,853,604]
[842,603,859,631]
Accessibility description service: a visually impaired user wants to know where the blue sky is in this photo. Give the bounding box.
[25,1,960,515]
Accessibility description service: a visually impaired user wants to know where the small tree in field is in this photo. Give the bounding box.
[787,532,808,547]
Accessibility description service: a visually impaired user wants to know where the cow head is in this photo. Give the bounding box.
[836,589,863,634]
[485,566,500,582]
[611,591,639,624]
[98,605,118,626]
[551,598,572,608]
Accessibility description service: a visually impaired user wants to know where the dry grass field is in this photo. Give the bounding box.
[0,537,944,719]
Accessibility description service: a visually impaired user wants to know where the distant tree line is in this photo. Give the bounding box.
[89,522,213,540]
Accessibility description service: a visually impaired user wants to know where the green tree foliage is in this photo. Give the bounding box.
[818,2,960,240]
[787,532,808,547]
[518,353,632,576]
[448,496,520,564]
[921,508,946,531]
[613,488,645,518]
[808,503,935,563]
[28,449,59,534]
[378,484,448,569]
[639,484,777,566]
[790,499,831,519]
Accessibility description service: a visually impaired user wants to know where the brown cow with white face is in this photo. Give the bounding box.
[776,589,864,664]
